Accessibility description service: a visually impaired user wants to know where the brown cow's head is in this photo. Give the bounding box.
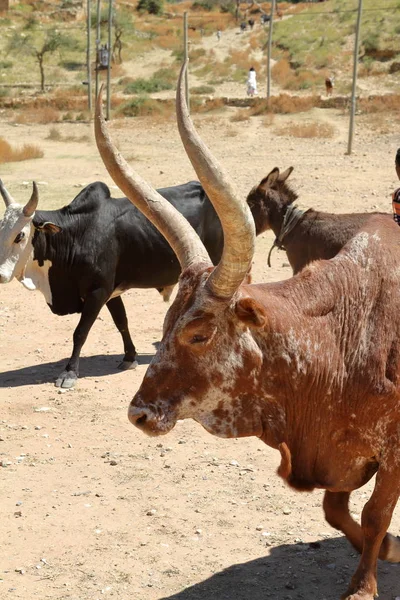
[95,66,277,440]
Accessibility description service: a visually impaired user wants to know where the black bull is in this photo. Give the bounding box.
[25,180,227,388]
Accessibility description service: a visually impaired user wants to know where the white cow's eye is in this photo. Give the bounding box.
[14,232,25,244]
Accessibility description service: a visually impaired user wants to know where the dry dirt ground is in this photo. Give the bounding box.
[1,81,400,600]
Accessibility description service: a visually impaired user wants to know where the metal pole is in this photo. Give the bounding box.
[86,0,92,114]
[106,0,113,120]
[347,0,363,155]
[95,0,101,100]
[183,11,190,113]
[267,0,276,101]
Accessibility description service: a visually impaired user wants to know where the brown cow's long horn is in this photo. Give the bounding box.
[0,179,15,207]
[22,182,39,217]
[94,86,211,271]
[176,61,255,300]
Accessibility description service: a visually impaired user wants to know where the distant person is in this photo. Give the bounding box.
[247,66,257,97]
[240,21,247,33]
[392,148,400,225]
[325,76,334,96]
[216,29,221,41]
[248,18,255,30]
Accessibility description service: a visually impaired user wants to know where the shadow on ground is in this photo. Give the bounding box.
[0,352,154,387]
[160,537,400,600]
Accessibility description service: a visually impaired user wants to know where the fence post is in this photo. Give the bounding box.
[86,0,92,114]
[95,0,101,101]
[347,0,363,155]
[106,0,113,120]
[267,0,276,102]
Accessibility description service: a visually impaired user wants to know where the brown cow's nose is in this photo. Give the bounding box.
[128,405,150,429]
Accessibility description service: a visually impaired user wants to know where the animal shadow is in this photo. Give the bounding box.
[160,537,399,600]
[0,352,154,388]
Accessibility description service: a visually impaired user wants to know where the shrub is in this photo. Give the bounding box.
[46,126,62,141]
[192,0,214,11]
[0,60,13,69]
[116,96,164,117]
[137,0,164,15]
[0,137,44,163]
[191,85,215,95]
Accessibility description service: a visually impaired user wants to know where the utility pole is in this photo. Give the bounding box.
[95,0,101,100]
[183,12,190,113]
[347,0,363,155]
[86,0,92,114]
[106,0,113,120]
[266,0,276,101]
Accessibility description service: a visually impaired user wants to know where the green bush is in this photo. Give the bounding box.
[0,60,13,69]
[124,69,175,94]
[137,0,164,15]
[364,32,380,53]
[192,0,214,11]
[191,85,215,95]
[117,96,163,117]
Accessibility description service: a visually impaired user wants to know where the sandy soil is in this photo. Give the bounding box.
[1,33,400,600]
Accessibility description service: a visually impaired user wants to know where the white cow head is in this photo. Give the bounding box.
[0,180,60,287]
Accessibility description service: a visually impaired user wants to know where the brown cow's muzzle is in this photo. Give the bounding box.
[128,400,176,436]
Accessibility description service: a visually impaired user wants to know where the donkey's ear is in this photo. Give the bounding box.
[258,168,280,192]
[235,296,268,329]
[278,166,294,183]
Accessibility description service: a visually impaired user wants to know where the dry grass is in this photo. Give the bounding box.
[359,94,400,114]
[0,137,44,163]
[262,112,275,127]
[274,121,335,138]
[249,94,319,115]
[230,108,250,122]
[14,106,60,124]
[224,126,239,138]
[46,126,90,143]
[192,97,225,113]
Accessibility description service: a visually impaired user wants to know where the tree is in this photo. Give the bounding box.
[6,28,77,92]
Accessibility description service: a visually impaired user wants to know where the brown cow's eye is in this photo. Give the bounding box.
[190,334,208,344]
[14,232,25,244]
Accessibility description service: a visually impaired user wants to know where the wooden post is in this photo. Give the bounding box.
[86,0,92,114]
[106,0,113,120]
[347,0,363,155]
[267,0,276,101]
[95,0,101,101]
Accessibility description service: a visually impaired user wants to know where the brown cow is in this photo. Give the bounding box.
[95,66,400,600]
[247,168,390,273]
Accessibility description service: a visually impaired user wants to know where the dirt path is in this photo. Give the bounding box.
[1,83,400,600]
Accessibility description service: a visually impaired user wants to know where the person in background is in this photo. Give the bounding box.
[247,66,257,97]
[392,148,400,225]
[216,29,221,41]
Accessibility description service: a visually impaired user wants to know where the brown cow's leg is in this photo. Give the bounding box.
[323,491,362,549]
[323,490,400,563]
[341,463,400,600]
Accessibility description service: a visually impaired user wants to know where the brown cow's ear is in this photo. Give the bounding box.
[35,221,62,235]
[235,297,268,328]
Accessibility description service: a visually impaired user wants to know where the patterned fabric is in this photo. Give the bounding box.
[392,187,400,225]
